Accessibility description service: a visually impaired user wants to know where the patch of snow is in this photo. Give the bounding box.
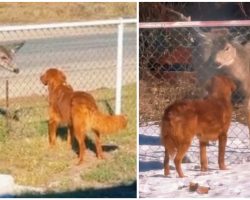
[14,185,44,196]
[0,174,15,197]
[0,174,44,197]
[139,122,250,197]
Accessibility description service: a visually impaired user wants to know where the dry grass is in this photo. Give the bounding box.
[139,74,247,125]
[0,2,136,24]
[139,76,203,124]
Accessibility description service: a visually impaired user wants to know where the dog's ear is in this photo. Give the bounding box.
[59,71,66,83]
[40,73,48,85]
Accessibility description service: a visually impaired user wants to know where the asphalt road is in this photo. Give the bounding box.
[0,29,136,98]
[16,30,136,71]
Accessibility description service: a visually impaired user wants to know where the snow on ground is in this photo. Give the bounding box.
[139,122,250,197]
[0,174,44,197]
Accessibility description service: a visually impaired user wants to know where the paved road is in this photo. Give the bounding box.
[16,29,136,71]
[0,29,136,98]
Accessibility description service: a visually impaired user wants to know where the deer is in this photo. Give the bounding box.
[0,42,25,73]
[211,35,250,132]
[0,41,25,119]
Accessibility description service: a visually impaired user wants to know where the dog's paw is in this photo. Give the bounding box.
[219,165,227,170]
[201,166,208,172]
[97,154,105,160]
[76,159,83,166]
[164,167,170,176]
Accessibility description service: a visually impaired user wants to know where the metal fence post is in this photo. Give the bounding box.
[115,18,124,114]
[6,79,9,134]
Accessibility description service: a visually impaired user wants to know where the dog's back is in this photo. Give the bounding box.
[71,91,127,134]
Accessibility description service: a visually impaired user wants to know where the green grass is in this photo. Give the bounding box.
[0,84,136,195]
[82,151,136,184]
[0,117,7,141]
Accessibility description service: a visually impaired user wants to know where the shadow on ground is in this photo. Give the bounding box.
[139,134,160,146]
[139,161,162,172]
[16,181,136,198]
[57,127,119,156]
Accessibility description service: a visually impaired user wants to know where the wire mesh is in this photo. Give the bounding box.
[0,21,136,140]
[139,23,250,168]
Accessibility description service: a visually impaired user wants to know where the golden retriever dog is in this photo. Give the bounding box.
[161,75,236,177]
[40,68,127,164]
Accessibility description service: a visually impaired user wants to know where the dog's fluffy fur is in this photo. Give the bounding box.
[161,75,236,177]
[40,68,127,164]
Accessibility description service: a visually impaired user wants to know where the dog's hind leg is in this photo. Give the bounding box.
[218,134,227,170]
[73,121,86,165]
[200,141,208,171]
[94,130,104,159]
[67,125,74,149]
[174,143,190,178]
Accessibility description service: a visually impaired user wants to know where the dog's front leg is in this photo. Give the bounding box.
[199,141,208,171]
[218,134,227,170]
[94,130,105,159]
[48,119,58,147]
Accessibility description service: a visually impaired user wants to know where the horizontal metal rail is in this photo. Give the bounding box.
[0,18,137,32]
[139,20,250,29]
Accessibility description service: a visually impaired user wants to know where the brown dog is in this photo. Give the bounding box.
[40,68,127,164]
[161,75,236,177]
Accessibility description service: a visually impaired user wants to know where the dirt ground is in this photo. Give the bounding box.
[0,3,136,24]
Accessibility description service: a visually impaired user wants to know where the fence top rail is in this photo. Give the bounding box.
[139,20,250,29]
[0,18,137,32]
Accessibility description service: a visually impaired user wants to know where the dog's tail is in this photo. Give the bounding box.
[161,112,177,159]
[92,111,128,134]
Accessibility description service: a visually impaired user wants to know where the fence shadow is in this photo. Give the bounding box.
[139,134,160,146]
[139,160,162,172]
[57,127,119,156]
[16,181,136,198]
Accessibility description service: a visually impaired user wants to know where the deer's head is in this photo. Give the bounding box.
[0,42,25,73]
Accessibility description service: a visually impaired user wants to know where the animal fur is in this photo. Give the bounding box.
[40,68,127,164]
[161,75,236,177]
[214,39,250,131]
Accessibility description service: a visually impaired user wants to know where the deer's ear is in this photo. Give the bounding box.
[0,41,25,55]
[9,41,25,54]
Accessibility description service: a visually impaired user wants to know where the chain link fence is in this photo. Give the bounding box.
[139,21,250,173]
[0,19,136,140]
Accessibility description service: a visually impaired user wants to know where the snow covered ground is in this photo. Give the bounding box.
[139,122,250,197]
